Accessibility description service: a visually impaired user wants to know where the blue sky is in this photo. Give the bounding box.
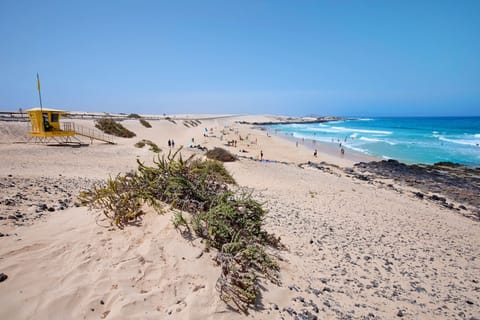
[1,0,479,116]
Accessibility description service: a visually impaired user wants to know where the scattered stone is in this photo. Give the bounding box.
[397,310,404,317]
[4,199,15,206]
[414,192,424,199]
[0,273,8,282]
[100,300,104,305]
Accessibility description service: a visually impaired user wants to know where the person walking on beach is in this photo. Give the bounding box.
[260,150,263,160]
[314,149,317,157]
[341,148,345,156]
[168,139,171,148]
[171,139,175,148]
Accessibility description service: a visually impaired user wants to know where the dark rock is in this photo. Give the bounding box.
[397,310,404,317]
[38,204,48,211]
[430,195,446,202]
[47,207,55,212]
[323,300,331,308]
[100,300,104,305]
[355,174,370,181]
[299,309,318,320]
[466,300,474,305]
[283,307,296,315]
[414,192,424,199]
[272,303,279,310]
[459,205,467,210]
[7,215,17,220]
[0,273,8,282]
[4,199,15,206]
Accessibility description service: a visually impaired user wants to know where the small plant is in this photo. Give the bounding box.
[135,141,146,148]
[135,139,160,153]
[140,118,152,128]
[96,118,136,138]
[78,173,143,228]
[206,147,236,162]
[165,116,176,124]
[127,113,141,119]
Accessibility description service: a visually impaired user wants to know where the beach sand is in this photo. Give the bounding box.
[0,115,479,319]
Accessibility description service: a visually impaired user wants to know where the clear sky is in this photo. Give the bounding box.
[1,0,479,116]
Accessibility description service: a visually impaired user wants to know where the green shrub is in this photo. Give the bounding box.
[78,173,143,229]
[127,113,141,119]
[79,148,280,311]
[135,141,146,148]
[140,118,152,128]
[205,147,236,162]
[95,118,136,138]
[135,139,160,153]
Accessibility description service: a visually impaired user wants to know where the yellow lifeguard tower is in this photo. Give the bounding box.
[27,108,75,141]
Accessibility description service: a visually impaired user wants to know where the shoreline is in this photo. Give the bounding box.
[264,125,379,164]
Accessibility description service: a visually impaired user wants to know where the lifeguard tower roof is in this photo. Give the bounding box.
[26,107,67,113]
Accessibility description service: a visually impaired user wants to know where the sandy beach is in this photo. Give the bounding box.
[0,114,479,320]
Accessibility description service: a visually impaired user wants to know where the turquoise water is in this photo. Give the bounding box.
[269,117,480,166]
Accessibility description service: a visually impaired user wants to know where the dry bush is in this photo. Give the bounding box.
[206,147,236,162]
[79,148,280,311]
[140,118,152,128]
[95,119,136,138]
[135,139,160,153]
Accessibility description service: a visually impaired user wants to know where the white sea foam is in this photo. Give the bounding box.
[359,136,397,145]
[330,126,393,135]
[357,118,374,121]
[438,136,480,147]
[475,133,480,139]
[347,145,370,154]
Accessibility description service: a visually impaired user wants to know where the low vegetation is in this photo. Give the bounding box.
[206,147,237,162]
[134,139,161,153]
[127,113,141,119]
[139,118,152,128]
[95,118,136,138]
[79,148,281,311]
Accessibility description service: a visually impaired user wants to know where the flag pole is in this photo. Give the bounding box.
[37,73,43,112]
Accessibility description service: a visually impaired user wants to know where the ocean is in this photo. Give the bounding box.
[269,117,480,166]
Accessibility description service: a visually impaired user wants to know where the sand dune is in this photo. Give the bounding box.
[0,115,479,319]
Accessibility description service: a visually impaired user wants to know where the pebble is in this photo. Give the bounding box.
[0,273,7,282]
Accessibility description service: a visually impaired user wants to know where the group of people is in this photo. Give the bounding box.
[167,139,175,148]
